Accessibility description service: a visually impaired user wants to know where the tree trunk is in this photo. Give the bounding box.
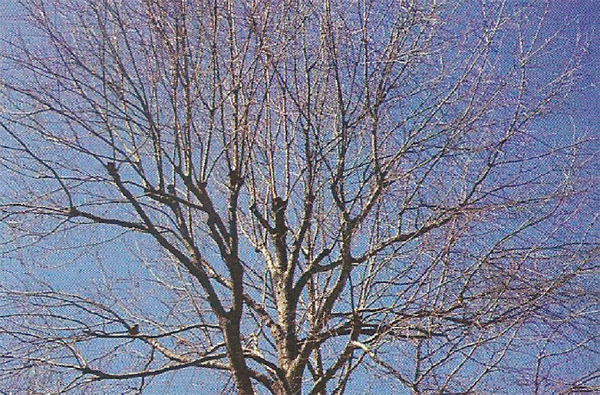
[222,317,255,395]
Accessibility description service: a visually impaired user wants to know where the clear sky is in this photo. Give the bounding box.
[550,1,600,129]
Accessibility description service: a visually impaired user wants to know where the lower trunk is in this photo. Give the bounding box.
[272,375,303,395]
[275,361,305,395]
[222,317,255,395]
[287,376,303,395]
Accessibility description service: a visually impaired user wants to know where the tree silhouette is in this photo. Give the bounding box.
[0,0,599,394]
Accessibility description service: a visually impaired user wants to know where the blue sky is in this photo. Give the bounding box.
[550,2,600,127]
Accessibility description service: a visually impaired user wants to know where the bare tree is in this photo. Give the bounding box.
[0,0,599,394]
